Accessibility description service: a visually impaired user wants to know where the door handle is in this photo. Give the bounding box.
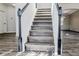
[4,23,6,24]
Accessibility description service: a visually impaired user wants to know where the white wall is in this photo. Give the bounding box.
[70,11,79,32]
[0,4,7,33]
[0,4,7,11]
[63,10,79,32]
[0,4,16,33]
[62,16,70,30]
[37,3,52,8]
[16,3,36,51]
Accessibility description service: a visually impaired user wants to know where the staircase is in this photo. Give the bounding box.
[25,8,54,55]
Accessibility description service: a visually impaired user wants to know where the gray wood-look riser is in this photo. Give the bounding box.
[31,26,52,30]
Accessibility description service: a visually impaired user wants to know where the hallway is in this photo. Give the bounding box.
[63,31,79,56]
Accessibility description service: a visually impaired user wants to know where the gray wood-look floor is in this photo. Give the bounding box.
[0,33,17,56]
[0,33,53,56]
[0,31,79,56]
[62,31,79,56]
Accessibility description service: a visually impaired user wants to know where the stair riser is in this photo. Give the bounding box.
[36,12,51,13]
[34,19,52,21]
[30,32,53,36]
[35,14,51,16]
[35,15,51,17]
[33,22,52,26]
[37,10,51,12]
[34,18,52,20]
[37,11,51,13]
[33,21,52,24]
[31,26,52,30]
[38,8,51,10]
[29,38,54,43]
[36,13,51,15]
[38,9,51,10]
[37,9,51,11]
[33,21,52,23]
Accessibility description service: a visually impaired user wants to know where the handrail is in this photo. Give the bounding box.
[56,3,62,55]
[21,3,29,14]
[17,3,29,52]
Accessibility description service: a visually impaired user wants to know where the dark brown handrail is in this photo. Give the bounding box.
[21,3,29,14]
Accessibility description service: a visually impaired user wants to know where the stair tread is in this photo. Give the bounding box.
[25,42,54,52]
[36,14,51,15]
[28,36,53,40]
[37,10,51,11]
[37,9,51,11]
[35,16,51,17]
[37,12,51,13]
[35,14,51,17]
[28,36,54,43]
[32,25,52,27]
[30,30,53,32]
[34,17,52,20]
[38,8,51,10]
[28,35,53,38]
[34,20,52,22]
[26,42,53,46]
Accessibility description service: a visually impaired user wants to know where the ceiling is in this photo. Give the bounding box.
[2,3,79,16]
[3,3,16,7]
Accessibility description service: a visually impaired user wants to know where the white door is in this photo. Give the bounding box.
[7,7,16,33]
[3,12,7,33]
[0,11,7,33]
[0,11,3,33]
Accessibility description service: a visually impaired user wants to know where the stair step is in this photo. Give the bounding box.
[30,30,53,36]
[34,18,52,21]
[32,24,52,27]
[36,13,51,15]
[34,17,52,20]
[35,14,51,17]
[33,22,52,26]
[33,24,52,26]
[37,10,51,12]
[31,30,52,32]
[38,8,51,10]
[36,12,51,14]
[25,43,54,51]
[34,20,52,22]
[34,20,52,23]
[28,36,54,43]
[31,25,52,30]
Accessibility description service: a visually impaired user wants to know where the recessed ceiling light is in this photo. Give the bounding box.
[12,4,16,6]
